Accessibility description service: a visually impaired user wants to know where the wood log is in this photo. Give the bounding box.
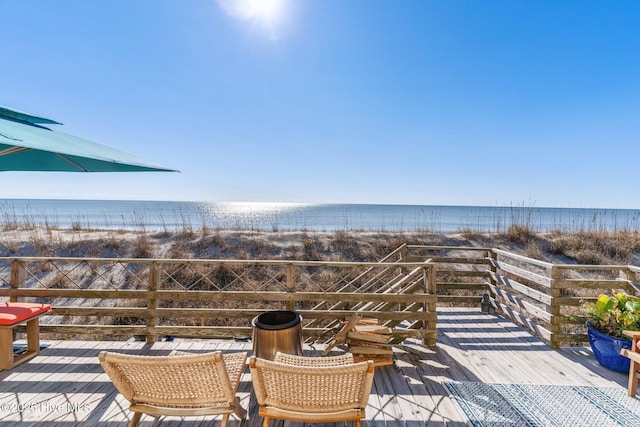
[353,354,393,366]
[349,338,392,347]
[348,332,392,344]
[354,324,392,334]
[349,345,393,355]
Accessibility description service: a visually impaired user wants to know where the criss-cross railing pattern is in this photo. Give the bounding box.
[6,246,640,348]
[0,256,437,345]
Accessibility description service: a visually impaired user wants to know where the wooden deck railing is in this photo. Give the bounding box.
[2,246,639,349]
[0,256,437,345]
[402,245,491,305]
[400,245,640,348]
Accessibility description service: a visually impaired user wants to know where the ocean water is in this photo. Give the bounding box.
[1,199,640,233]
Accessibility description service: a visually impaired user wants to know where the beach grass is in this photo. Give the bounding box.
[0,218,638,266]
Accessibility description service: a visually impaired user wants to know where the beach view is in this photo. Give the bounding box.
[2,1,640,426]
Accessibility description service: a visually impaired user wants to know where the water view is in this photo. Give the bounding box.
[1,199,640,233]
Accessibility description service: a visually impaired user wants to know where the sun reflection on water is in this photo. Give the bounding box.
[199,201,310,229]
[217,201,307,214]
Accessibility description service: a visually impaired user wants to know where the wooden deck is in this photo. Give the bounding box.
[0,307,630,426]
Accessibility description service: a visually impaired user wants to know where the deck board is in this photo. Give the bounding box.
[0,307,630,426]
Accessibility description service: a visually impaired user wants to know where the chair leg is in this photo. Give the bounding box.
[262,417,270,427]
[355,420,361,427]
[629,359,640,397]
[128,411,142,427]
[232,396,247,420]
[220,414,230,427]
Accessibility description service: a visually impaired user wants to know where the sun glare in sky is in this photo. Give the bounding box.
[247,0,282,21]
[217,0,283,25]
[216,0,285,41]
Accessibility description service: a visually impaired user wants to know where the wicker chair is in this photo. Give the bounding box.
[98,351,247,427]
[621,330,640,397]
[249,354,374,427]
[274,351,355,366]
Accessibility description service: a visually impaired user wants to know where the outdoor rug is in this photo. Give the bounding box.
[443,381,640,427]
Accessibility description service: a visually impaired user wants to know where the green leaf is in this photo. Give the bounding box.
[625,301,640,313]
[596,295,615,312]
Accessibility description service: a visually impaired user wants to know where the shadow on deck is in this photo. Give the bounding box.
[0,307,630,426]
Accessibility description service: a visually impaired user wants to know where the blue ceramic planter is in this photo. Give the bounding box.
[586,321,632,373]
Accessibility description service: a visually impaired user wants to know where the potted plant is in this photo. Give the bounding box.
[584,292,640,373]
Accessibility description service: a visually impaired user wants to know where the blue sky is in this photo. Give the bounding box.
[2,0,639,208]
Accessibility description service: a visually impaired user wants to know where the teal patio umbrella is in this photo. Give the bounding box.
[0,105,177,172]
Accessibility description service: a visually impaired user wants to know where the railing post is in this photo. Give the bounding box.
[483,249,498,313]
[399,244,408,261]
[488,249,497,289]
[620,267,638,296]
[8,259,22,343]
[424,264,437,346]
[10,259,22,303]
[286,263,296,312]
[425,263,436,294]
[147,261,159,343]
[549,265,560,348]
